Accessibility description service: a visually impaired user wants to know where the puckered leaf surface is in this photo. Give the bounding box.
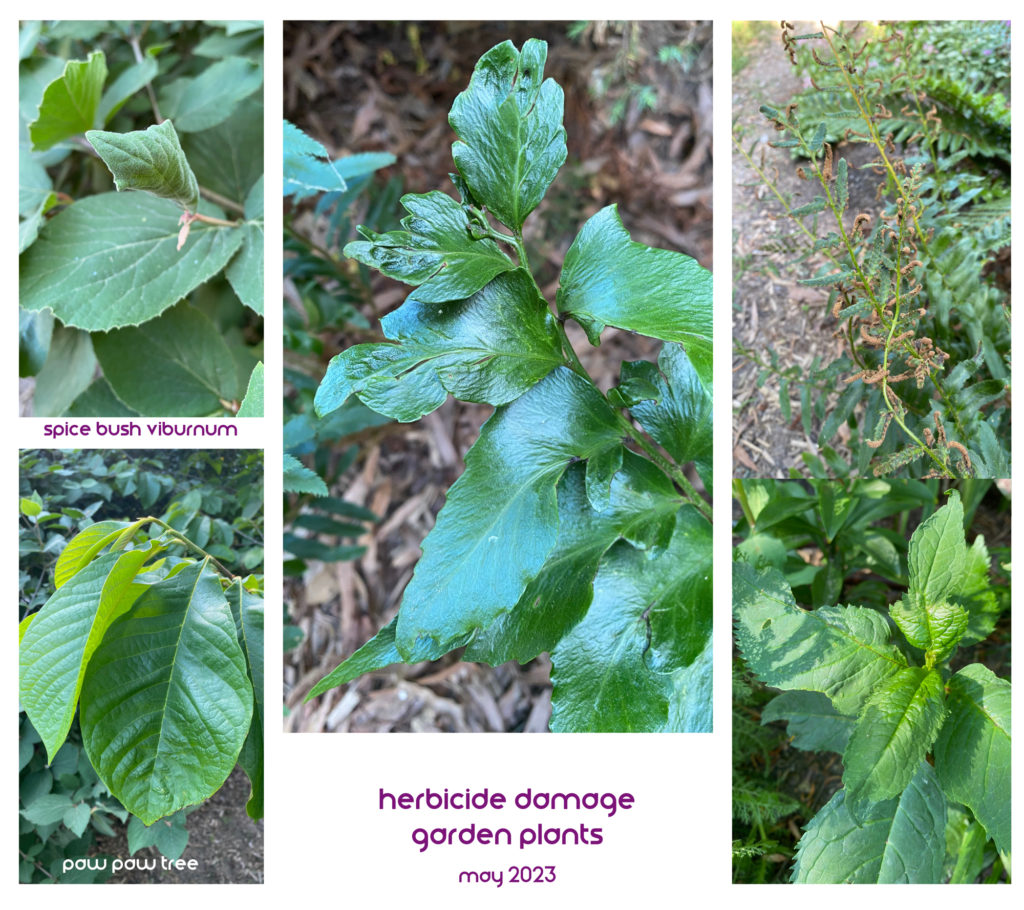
[549,503,712,732]
[29,50,107,151]
[80,562,253,825]
[395,367,621,659]
[20,193,243,331]
[87,120,200,211]
[314,269,563,421]
[733,563,906,715]
[343,191,515,302]
[449,39,566,231]
[792,762,946,883]
[933,663,1011,854]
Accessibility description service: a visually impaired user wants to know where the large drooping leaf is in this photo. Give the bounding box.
[841,666,946,813]
[227,581,264,820]
[225,175,264,313]
[314,269,564,421]
[80,561,253,825]
[556,205,712,381]
[394,367,621,659]
[19,545,161,762]
[344,191,515,302]
[87,120,200,211]
[549,504,712,733]
[732,563,906,715]
[761,690,855,753]
[29,51,107,151]
[464,453,683,665]
[283,119,346,198]
[791,762,946,883]
[20,193,244,330]
[933,663,1011,854]
[449,39,566,231]
[157,57,263,133]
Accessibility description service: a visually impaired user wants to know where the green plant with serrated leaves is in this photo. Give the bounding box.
[19,20,264,417]
[308,37,713,733]
[734,486,1010,883]
[733,22,1010,479]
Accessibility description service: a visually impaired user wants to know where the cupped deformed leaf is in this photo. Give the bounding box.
[343,190,516,302]
[449,39,566,231]
[80,561,253,825]
[314,269,563,421]
[29,50,107,151]
[556,205,712,379]
[87,120,200,212]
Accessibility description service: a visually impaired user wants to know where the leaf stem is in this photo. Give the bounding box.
[199,186,245,216]
[142,517,238,580]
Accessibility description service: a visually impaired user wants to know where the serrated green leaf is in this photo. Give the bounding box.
[449,39,566,231]
[314,269,563,421]
[92,302,243,416]
[556,205,712,376]
[80,562,253,824]
[20,193,244,331]
[733,563,906,715]
[227,581,263,820]
[237,362,264,417]
[20,545,161,762]
[549,506,711,732]
[464,453,682,665]
[307,618,402,699]
[158,57,262,133]
[836,157,849,213]
[799,269,856,287]
[792,762,946,883]
[21,793,74,826]
[87,120,200,212]
[761,690,855,753]
[29,51,107,151]
[283,119,346,198]
[283,454,328,497]
[394,367,621,659]
[953,535,1002,645]
[790,196,827,216]
[842,667,946,812]
[225,175,264,313]
[630,343,712,489]
[344,191,515,302]
[933,663,1010,854]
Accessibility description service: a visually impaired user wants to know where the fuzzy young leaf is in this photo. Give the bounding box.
[29,51,107,151]
[344,191,516,302]
[87,120,200,212]
[449,39,566,231]
[556,206,712,380]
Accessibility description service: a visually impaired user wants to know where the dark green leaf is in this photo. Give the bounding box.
[225,175,264,313]
[158,57,262,133]
[761,690,855,753]
[307,618,403,699]
[32,326,95,418]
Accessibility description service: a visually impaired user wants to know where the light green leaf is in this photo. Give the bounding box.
[733,562,906,715]
[283,119,346,198]
[792,762,946,883]
[19,546,161,762]
[345,191,516,303]
[29,51,107,151]
[225,175,264,313]
[227,581,263,820]
[307,618,402,699]
[158,57,262,133]
[761,690,855,753]
[80,562,253,824]
[842,667,946,812]
[87,120,199,212]
[92,302,243,416]
[449,39,566,231]
[20,193,244,331]
[395,367,621,659]
[556,206,712,377]
[314,269,564,421]
[237,362,264,417]
[283,454,328,497]
[31,326,96,417]
[54,519,135,587]
[97,57,159,124]
[933,663,1011,854]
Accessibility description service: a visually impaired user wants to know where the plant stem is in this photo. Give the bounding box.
[193,212,240,228]
[143,517,238,579]
[199,186,245,215]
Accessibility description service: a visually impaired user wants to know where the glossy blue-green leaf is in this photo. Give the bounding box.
[29,51,107,151]
[283,454,328,497]
[344,191,515,302]
[80,562,253,825]
[314,269,563,421]
[307,617,404,699]
[761,690,855,753]
[226,175,264,313]
[87,120,200,212]
[449,39,566,231]
[283,119,346,198]
[20,193,244,331]
[733,563,906,715]
[549,506,712,732]
[158,57,262,133]
[933,663,1011,854]
[395,367,621,660]
[792,762,946,883]
[556,205,712,379]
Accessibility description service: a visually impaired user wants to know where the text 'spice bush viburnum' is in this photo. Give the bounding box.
[19,20,264,417]
[306,38,713,732]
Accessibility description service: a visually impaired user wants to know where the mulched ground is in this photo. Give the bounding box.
[283,21,712,732]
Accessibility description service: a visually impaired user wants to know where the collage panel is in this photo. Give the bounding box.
[18,448,264,883]
[284,22,713,733]
[18,20,264,418]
